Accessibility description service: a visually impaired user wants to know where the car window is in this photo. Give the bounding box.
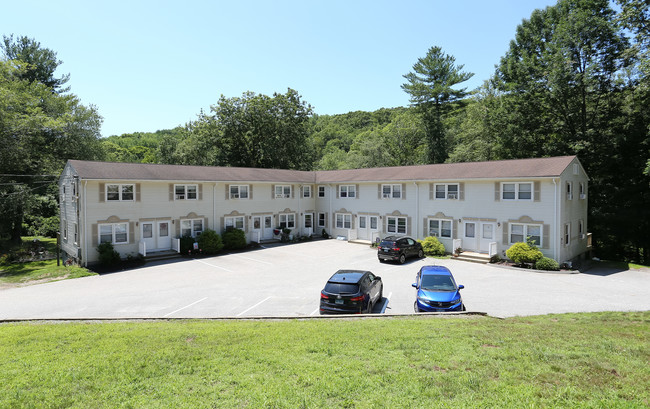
[420,275,456,291]
[407,238,415,245]
[380,240,396,247]
[398,239,407,246]
[324,282,359,294]
[368,272,376,281]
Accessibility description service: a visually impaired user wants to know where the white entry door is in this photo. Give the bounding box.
[463,221,478,252]
[303,213,314,236]
[263,215,274,240]
[479,222,496,253]
[157,220,171,250]
[141,222,155,251]
[357,215,368,240]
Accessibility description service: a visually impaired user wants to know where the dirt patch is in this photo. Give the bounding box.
[0,275,70,290]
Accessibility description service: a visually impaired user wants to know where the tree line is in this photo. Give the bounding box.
[1,0,648,263]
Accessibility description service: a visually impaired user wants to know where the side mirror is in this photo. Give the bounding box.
[375,276,381,281]
[458,284,464,290]
[411,283,418,288]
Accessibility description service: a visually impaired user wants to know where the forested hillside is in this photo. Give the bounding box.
[2,0,648,264]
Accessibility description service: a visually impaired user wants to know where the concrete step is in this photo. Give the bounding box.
[144,250,181,262]
[454,251,491,264]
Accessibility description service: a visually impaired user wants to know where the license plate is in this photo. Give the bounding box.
[335,299,344,305]
[383,249,389,253]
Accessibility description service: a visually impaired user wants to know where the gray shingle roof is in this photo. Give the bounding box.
[67,156,578,183]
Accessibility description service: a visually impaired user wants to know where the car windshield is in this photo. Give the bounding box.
[324,282,359,294]
[421,275,456,291]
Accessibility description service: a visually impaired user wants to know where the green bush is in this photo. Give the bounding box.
[97,242,121,266]
[197,229,224,254]
[22,215,60,238]
[506,242,543,266]
[535,257,560,271]
[222,228,247,250]
[419,236,446,256]
[180,235,196,255]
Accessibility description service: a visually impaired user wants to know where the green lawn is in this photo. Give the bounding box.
[1,312,648,408]
[0,236,96,287]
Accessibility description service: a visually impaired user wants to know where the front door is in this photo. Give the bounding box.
[369,216,379,242]
[479,222,496,253]
[157,220,171,250]
[303,213,313,236]
[463,221,477,252]
[141,222,155,251]
[263,215,274,240]
[357,215,368,240]
[252,216,262,242]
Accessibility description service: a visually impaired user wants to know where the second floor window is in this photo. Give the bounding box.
[339,185,356,198]
[318,186,326,198]
[107,184,134,201]
[275,185,291,198]
[502,182,532,201]
[175,184,197,200]
[230,185,249,199]
[303,185,311,198]
[382,184,401,199]
[435,184,458,200]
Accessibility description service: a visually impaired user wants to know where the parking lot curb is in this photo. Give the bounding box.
[0,311,492,324]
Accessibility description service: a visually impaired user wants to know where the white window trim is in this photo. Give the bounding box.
[381,184,402,199]
[501,182,533,201]
[106,183,135,202]
[318,185,326,198]
[386,216,407,234]
[275,185,291,198]
[230,185,249,199]
[317,212,326,227]
[303,185,312,198]
[279,213,296,229]
[99,222,129,245]
[509,223,543,247]
[566,182,573,200]
[579,182,586,199]
[73,223,78,245]
[564,223,570,246]
[335,213,352,229]
[63,220,68,241]
[175,184,198,200]
[224,216,244,231]
[434,183,459,200]
[427,218,453,238]
[339,185,356,198]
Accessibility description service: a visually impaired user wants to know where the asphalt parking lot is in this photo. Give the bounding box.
[1,239,649,320]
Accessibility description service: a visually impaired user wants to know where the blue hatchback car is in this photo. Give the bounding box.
[412,265,465,312]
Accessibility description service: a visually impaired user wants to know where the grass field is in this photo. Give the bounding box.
[1,312,648,408]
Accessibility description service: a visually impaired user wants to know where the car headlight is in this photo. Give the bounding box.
[417,296,428,304]
[451,297,462,305]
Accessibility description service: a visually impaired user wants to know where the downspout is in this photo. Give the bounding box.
[328,184,332,233]
[83,180,88,267]
[413,182,419,239]
[553,178,558,262]
[214,183,217,231]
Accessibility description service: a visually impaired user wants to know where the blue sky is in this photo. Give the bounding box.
[2,0,557,137]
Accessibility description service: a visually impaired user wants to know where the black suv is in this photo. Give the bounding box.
[320,270,383,314]
[377,236,424,264]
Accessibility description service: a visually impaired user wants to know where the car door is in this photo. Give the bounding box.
[404,238,416,257]
[366,273,378,302]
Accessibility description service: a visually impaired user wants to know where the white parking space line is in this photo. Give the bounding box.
[194,259,234,272]
[164,297,208,317]
[227,253,273,265]
[310,308,319,316]
[237,296,273,316]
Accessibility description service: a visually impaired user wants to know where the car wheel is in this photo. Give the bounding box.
[378,287,383,301]
[366,301,373,314]
[461,304,466,311]
[413,301,420,313]
[418,249,424,258]
[399,254,406,264]
[378,258,385,263]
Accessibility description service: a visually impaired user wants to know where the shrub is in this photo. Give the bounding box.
[506,242,543,266]
[97,242,121,266]
[222,228,247,250]
[490,254,502,264]
[419,236,446,256]
[535,257,560,271]
[180,235,196,255]
[197,229,224,254]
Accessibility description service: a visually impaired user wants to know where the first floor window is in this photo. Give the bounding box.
[63,221,68,241]
[99,223,128,244]
[428,219,452,238]
[564,223,570,246]
[182,218,204,237]
[224,216,244,230]
[387,216,407,234]
[230,185,249,199]
[318,213,326,227]
[335,213,351,229]
[579,220,584,237]
[510,223,542,247]
[279,213,295,229]
[175,184,198,200]
[339,185,356,198]
[74,223,78,244]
